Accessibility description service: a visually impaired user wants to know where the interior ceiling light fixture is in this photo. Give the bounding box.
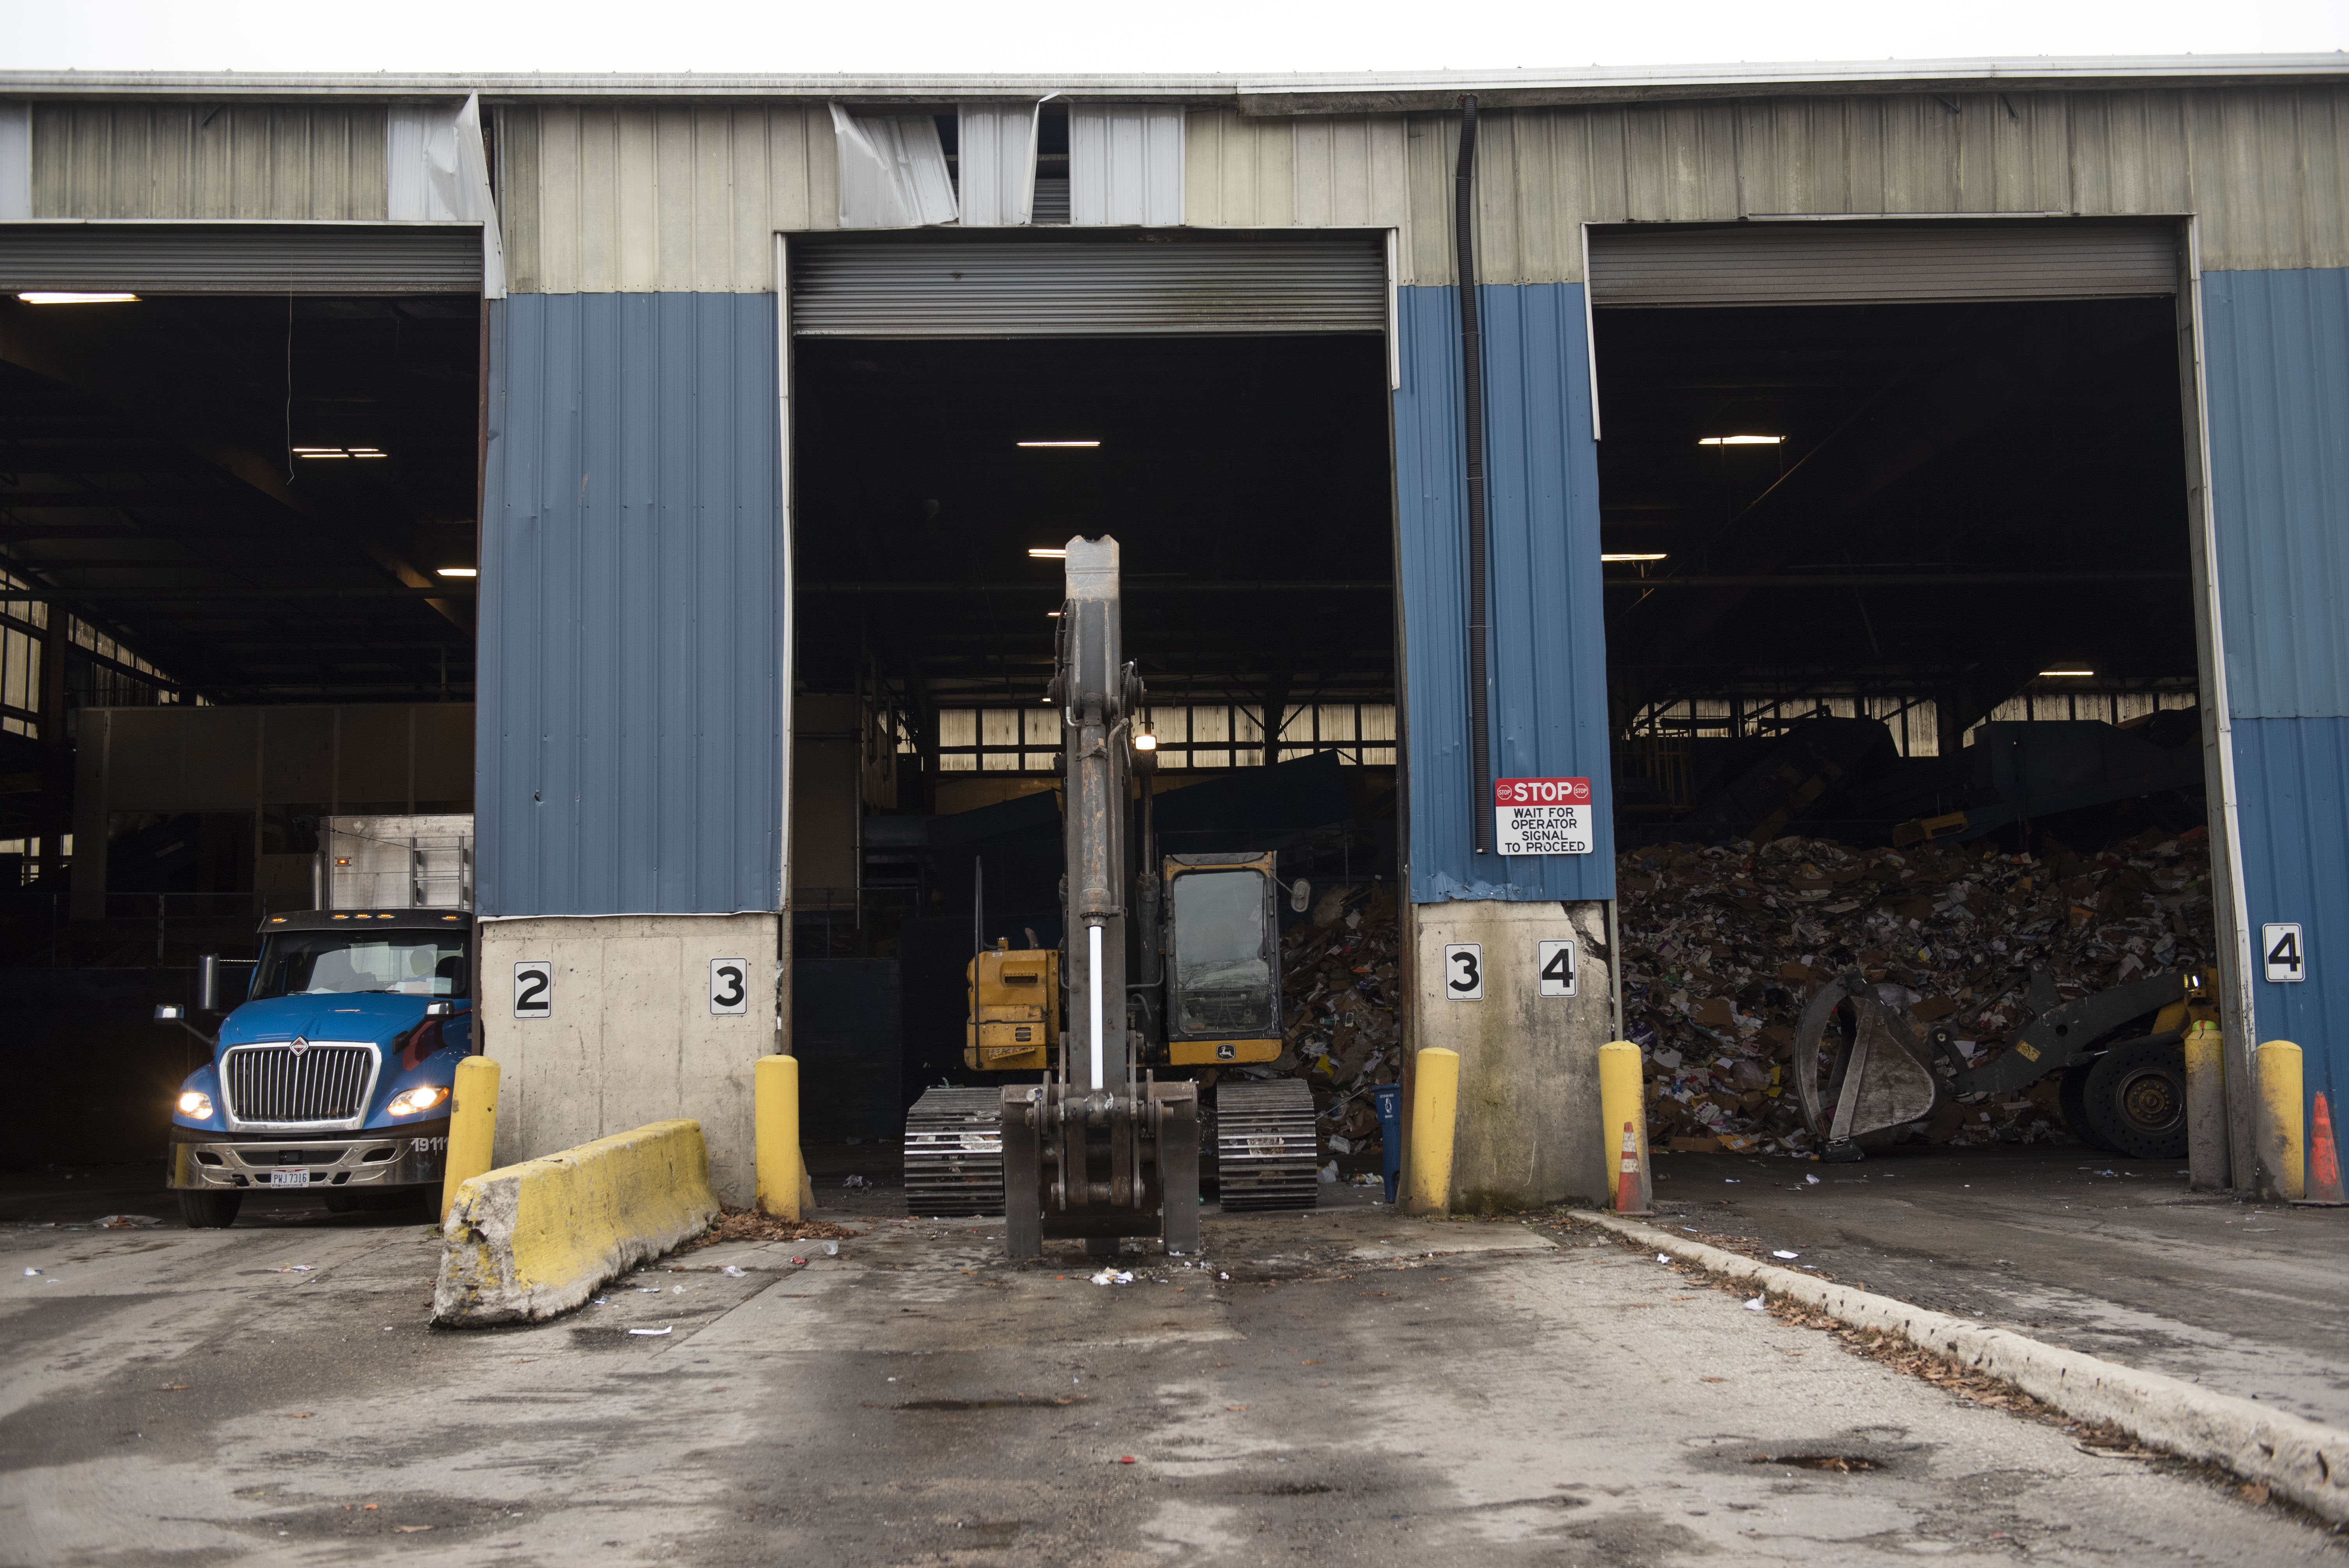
[1698,435,1786,446]
[292,446,388,460]
[1600,553,1669,563]
[1016,440,1101,448]
[2040,668,2096,677]
[436,567,478,578]
[1028,547,1068,559]
[17,291,140,305]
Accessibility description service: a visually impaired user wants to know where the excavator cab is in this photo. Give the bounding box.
[1162,853,1284,1068]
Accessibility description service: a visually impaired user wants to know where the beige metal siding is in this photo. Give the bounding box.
[31,103,386,220]
[501,104,836,294]
[481,85,2349,292]
[1181,87,2349,286]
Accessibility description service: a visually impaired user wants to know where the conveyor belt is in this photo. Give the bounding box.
[1214,1078,1319,1210]
[904,1087,1005,1217]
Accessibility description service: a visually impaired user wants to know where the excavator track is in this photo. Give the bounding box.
[904,1087,1005,1217]
[1214,1078,1319,1210]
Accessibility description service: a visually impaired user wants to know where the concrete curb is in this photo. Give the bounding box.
[435,1119,721,1326]
[1573,1209,2349,1524]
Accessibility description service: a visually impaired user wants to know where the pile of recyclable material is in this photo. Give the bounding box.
[1267,883,1403,1162]
[1619,825,2218,1155]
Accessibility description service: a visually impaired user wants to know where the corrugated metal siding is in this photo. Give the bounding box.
[791,235,1386,336]
[1394,282,1614,903]
[2230,717,2349,1152]
[2200,265,2349,1164]
[497,104,834,294]
[1589,220,2177,306]
[2202,267,2349,719]
[30,102,386,220]
[1068,104,1184,226]
[1181,89,2349,285]
[478,291,782,916]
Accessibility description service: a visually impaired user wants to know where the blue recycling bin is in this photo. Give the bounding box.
[1372,1084,1402,1203]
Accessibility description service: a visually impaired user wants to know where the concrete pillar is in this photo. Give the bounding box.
[478,912,776,1206]
[1410,899,1614,1211]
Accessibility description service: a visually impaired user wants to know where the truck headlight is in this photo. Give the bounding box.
[387,1085,450,1117]
[177,1090,213,1118]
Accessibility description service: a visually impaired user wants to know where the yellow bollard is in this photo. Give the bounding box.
[2183,1020,2230,1190]
[1405,1048,1460,1214]
[2256,1040,2306,1201]
[440,1055,500,1222]
[756,1054,804,1220]
[1598,1040,1652,1213]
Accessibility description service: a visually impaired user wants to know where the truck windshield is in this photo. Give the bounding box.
[251,934,470,999]
[1169,870,1274,1035]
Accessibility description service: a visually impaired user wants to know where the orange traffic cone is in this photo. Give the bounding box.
[1614,1119,1650,1213]
[2304,1092,2347,1206]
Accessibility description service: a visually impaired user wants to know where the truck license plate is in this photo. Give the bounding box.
[269,1170,310,1188]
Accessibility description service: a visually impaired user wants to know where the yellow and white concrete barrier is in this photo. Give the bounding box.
[433,1118,721,1326]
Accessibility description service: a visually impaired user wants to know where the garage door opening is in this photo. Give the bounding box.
[786,313,1403,1180]
[1594,280,2213,1170]
[0,286,481,1165]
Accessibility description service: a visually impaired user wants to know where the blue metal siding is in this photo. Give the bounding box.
[2231,716,2349,1128]
[2203,264,2349,1154]
[2203,267,2349,720]
[1394,282,1615,903]
[478,291,782,917]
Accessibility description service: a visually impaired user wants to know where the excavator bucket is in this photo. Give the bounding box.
[1793,971,1942,1160]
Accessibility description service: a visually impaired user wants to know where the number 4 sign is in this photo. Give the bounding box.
[1537,940,1577,998]
[2263,923,2306,983]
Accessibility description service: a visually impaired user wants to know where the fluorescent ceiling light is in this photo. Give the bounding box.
[1600,553,1668,563]
[1028,547,1068,559]
[1046,610,1062,618]
[293,446,387,460]
[1698,435,1785,446]
[436,567,478,578]
[2040,668,2095,677]
[1016,440,1100,448]
[17,292,138,305]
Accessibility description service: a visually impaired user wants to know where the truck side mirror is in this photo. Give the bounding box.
[197,954,221,1013]
[424,1000,456,1019]
[1290,878,1312,914]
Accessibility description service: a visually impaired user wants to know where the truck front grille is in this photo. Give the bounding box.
[224,1044,375,1126]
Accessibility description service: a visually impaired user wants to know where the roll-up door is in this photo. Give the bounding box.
[791,234,1387,337]
[0,222,486,294]
[1588,221,2178,308]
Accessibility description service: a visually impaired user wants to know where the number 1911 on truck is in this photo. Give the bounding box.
[157,910,475,1228]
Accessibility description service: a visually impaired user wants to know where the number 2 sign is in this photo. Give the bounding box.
[512,960,552,1019]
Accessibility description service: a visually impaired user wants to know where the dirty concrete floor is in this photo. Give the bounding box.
[1648,1144,2349,1428]
[3,1173,2340,1566]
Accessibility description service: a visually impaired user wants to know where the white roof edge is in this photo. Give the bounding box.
[0,53,2339,106]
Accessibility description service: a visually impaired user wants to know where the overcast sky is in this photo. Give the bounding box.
[3,0,2343,75]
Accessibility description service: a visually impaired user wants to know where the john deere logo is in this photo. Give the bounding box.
[289,1038,309,1057]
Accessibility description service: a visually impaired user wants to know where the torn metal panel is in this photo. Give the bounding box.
[386,94,506,297]
[0,102,27,221]
[957,100,1039,227]
[1069,103,1183,227]
[831,103,959,230]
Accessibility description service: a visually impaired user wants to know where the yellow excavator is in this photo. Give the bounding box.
[903,536,1318,1256]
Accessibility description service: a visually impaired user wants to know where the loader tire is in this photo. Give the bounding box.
[2081,1040,2189,1160]
[177,1190,242,1229]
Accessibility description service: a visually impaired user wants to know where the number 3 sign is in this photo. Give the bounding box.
[709,958,751,1015]
[1443,943,1484,1001]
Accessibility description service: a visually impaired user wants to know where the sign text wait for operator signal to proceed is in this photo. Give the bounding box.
[1493,777,1595,856]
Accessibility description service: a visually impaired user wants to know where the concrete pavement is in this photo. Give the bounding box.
[3,1172,2340,1565]
[1645,1145,2349,1429]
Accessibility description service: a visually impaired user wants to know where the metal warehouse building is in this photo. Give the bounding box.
[3,55,2347,1206]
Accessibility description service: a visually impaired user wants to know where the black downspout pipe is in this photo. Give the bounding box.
[1455,96,1493,854]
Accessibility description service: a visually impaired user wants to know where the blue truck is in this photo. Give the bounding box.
[162,909,475,1228]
